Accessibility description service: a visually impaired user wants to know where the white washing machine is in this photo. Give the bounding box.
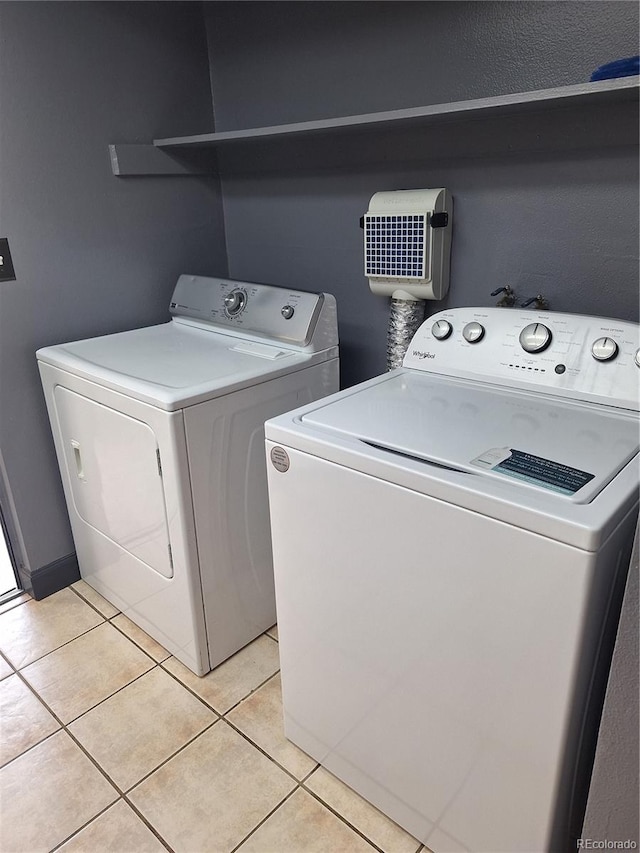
[265,308,639,853]
[37,275,338,675]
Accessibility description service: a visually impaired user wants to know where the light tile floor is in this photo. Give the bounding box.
[0,583,425,853]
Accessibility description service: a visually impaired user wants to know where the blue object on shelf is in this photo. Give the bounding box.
[590,56,639,81]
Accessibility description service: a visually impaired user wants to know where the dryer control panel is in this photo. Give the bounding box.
[404,308,640,411]
[169,275,331,348]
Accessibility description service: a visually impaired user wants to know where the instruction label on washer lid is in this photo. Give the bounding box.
[471,447,595,495]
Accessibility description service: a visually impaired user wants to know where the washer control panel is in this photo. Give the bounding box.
[169,275,324,346]
[406,307,640,411]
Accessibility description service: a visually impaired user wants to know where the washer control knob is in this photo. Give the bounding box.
[591,337,619,362]
[519,323,552,353]
[224,290,246,315]
[635,349,640,368]
[462,321,485,344]
[281,305,295,320]
[431,319,453,340]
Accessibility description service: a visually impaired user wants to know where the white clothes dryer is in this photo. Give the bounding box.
[265,307,639,853]
[38,275,338,675]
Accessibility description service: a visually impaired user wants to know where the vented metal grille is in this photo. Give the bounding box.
[364,214,427,279]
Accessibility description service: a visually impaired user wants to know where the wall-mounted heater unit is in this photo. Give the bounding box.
[364,188,452,368]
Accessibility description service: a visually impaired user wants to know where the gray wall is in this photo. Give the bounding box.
[206,1,639,387]
[204,0,639,843]
[0,1,226,585]
[0,0,636,839]
[584,522,640,844]
[207,0,639,125]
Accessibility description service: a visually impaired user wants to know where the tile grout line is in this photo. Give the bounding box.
[221,678,414,853]
[7,660,181,853]
[46,789,176,853]
[101,663,322,851]
[221,670,420,853]
[6,588,279,766]
[6,664,160,773]
[221,668,283,715]
[157,657,279,718]
[222,709,316,788]
[121,717,220,796]
[119,712,393,853]
[10,647,159,739]
[46,799,127,853]
[0,591,31,616]
[2,589,168,771]
[63,662,157,725]
[117,794,176,853]
[0,647,16,674]
[0,671,61,769]
[1,620,108,672]
[1,585,124,671]
[6,641,219,796]
[106,613,171,665]
[156,658,231,714]
[69,583,121,621]
[5,597,412,852]
[2,587,182,853]
[2,587,158,683]
[86,665,322,832]
[35,665,220,853]
[70,582,280,714]
[225,773,392,853]
[228,785,300,853]
[71,583,279,662]
[70,583,283,718]
[220,666,283,717]
[298,780,390,853]
[2,682,127,849]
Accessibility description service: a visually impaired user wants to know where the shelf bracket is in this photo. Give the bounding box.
[109,144,216,176]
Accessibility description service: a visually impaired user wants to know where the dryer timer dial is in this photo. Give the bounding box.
[224,289,247,315]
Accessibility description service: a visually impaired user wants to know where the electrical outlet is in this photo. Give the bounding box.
[0,238,16,282]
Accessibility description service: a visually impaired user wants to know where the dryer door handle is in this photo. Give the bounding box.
[71,440,85,480]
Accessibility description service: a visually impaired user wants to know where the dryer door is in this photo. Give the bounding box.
[53,386,173,577]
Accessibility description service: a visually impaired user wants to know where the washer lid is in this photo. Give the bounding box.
[36,321,313,410]
[300,371,639,504]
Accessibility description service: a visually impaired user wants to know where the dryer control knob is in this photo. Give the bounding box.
[281,305,295,320]
[519,323,552,353]
[591,337,619,362]
[462,321,485,343]
[431,319,453,340]
[635,349,640,368]
[224,290,246,315]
